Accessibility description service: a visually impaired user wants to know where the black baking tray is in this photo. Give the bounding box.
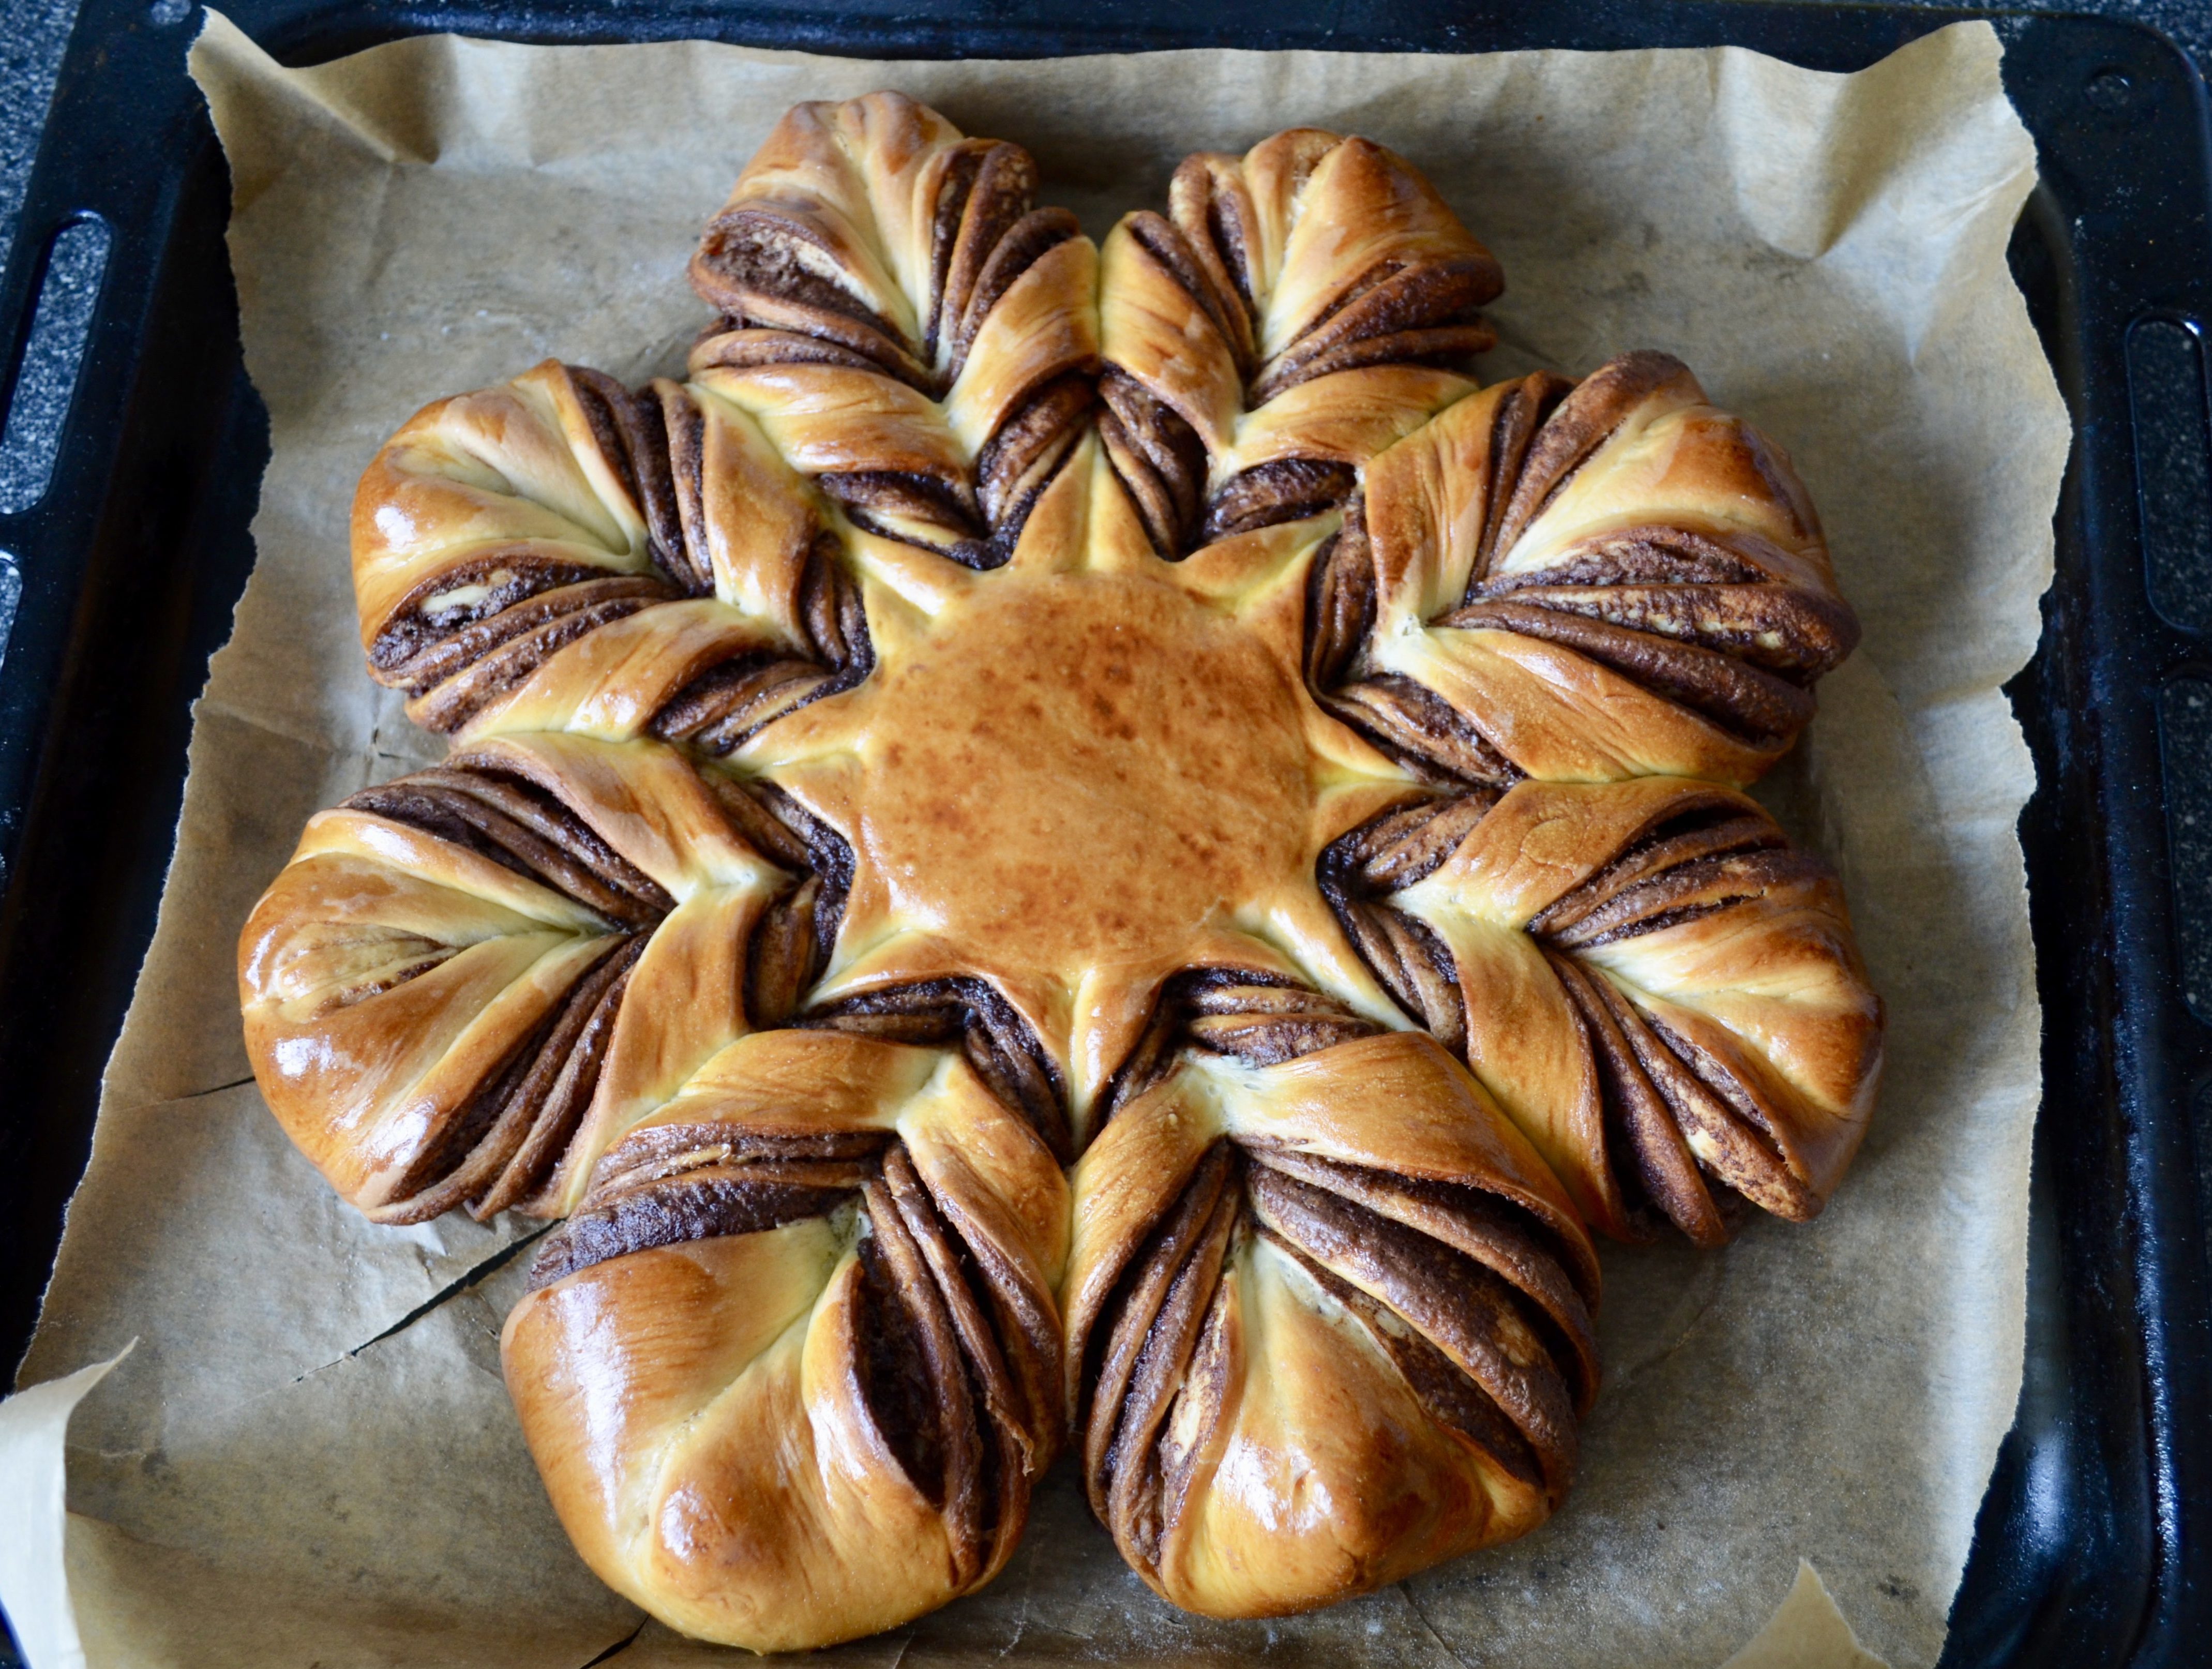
[1,2,2207,1664]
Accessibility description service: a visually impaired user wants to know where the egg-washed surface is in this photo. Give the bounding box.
[227,83,1888,1648]
[8,20,2062,1669]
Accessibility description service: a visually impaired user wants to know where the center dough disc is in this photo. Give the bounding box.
[856,569,1315,975]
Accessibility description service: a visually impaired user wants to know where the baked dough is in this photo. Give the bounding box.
[1322,777,1883,1246]
[1319,355,1860,786]
[505,1028,1067,1651]
[237,92,1884,1649]
[1069,1021,1599,1616]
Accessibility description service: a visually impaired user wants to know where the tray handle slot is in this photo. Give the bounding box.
[0,214,113,518]
[2127,315,2212,636]
[0,550,19,685]
[2158,678,2212,1029]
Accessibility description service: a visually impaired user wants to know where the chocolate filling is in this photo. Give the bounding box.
[690,207,931,388]
[1304,517,1377,692]
[943,205,1080,384]
[1165,151,1271,366]
[1101,967,1382,1124]
[877,1146,1034,1571]
[1323,673,1522,788]
[1077,1136,1591,1571]
[1204,458,1359,544]
[1246,1165,1577,1494]
[648,655,842,754]
[800,977,1071,1163]
[655,383,720,597]
[1470,527,1765,596]
[1301,356,1859,756]
[927,140,1077,387]
[1467,372,1575,582]
[1319,788,1827,1244]
[1097,368,1208,559]
[1079,1141,1239,1558]
[855,1214,965,1512]
[646,533,875,754]
[535,1124,1047,1577]
[384,934,644,1224]
[1440,598,1816,742]
[691,133,1074,411]
[370,561,652,680]
[529,1153,871,1289]
[1104,209,1502,558]
[344,765,672,925]
[1320,790,1494,894]
[1457,573,1860,680]
[925,144,990,365]
[345,756,853,1222]
[367,365,710,732]
[1269,1232,1544,1486]
[1124,212,1251,371]
[1250,258,1500,403]
[689,326,893,378]
[1527,800,1779,939]
[1489,352,1687,557]
[409,591,667,734]
[1244,1144,1599,1393]
[1539,844,1817,951]
[974,372,1094,557]
[1312,794,1501,1054]
[1546,950,1728,1246]
[1308,502,1521,785]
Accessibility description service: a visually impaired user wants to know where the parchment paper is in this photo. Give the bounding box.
[0,13,2066,1667]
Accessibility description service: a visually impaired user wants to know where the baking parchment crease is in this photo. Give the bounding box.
[0,13,2065,1667]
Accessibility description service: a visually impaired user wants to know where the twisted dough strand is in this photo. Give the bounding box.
[1098,129,1501,557]
[1067,1025,1598,1616]
[503,1029,1068,1651]
[1323,352,1861,786]
[239,735,843,1224]
[688,93,1098,565]
[1324,778,1883,1244]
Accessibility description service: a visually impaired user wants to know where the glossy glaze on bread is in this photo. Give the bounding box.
[239,91,1884,1651]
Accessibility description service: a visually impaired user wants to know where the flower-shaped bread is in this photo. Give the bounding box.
[238,93,1883,1650]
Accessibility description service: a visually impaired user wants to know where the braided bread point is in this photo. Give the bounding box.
[503,1027,1067,1652]
[353,94,1105,745]
[1323,777,1884,1245]
[354,359,873,747]
[1098,128,1499,555]
[1316,352,1859,787]
[688,92,1100,564]
[1068,1009,1598,1618]
[237,733,846,1222]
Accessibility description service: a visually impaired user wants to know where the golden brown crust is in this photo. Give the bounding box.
[685,92,1097,563]
[1315,353,1860,787]
[246,91,1887,1651]
[352,361,871,743]
[1323,777,1885,1244]
[1065,1027,1597,1617]
[1096,129,1499,557]
[502,1031,1067,1652]
[237,734,833,1222]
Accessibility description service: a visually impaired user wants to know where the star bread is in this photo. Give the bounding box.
[239,92,1883,1649]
